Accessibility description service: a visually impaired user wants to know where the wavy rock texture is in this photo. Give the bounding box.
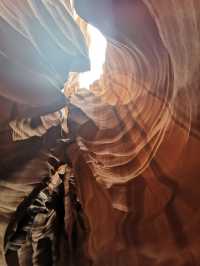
[64,1,200,265]
[1,0,200,265]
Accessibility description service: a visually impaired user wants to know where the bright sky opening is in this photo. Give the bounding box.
[79,24,107,88]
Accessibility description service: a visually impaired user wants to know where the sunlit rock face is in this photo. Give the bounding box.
[66,1,200,265]
[1,1,200,266]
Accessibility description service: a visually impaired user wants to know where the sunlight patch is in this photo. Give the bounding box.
[79,24,107,88]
